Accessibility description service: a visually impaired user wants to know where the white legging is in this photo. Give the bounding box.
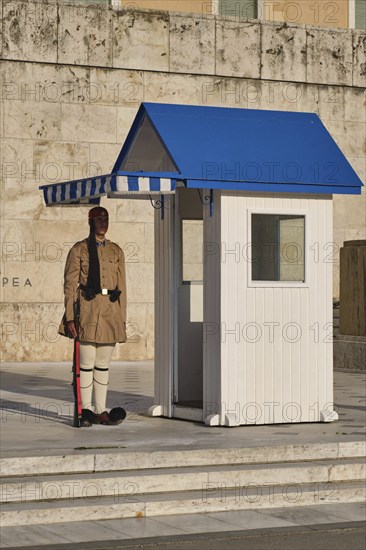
[80,343,115,414]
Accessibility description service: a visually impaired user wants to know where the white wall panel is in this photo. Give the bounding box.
[325,198,334,408]
[203,191,222,421]
[220,192,334,424]
[154,197,174,416]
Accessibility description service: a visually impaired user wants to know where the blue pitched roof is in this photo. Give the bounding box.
[40,103,363,206]
[113,102,363,194]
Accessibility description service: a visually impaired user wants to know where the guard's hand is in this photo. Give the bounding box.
[67,321,78,339]
[109,289,121,303]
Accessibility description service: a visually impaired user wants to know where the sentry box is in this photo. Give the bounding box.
[40,103,363,427]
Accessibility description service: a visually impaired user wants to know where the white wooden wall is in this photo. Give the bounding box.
[219,192,334,425]
[152,196,175,417]
[203,191,222,422]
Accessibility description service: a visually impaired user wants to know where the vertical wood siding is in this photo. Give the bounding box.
[220,192,333,424]
[203,191,222,420]
[154,197,174,417]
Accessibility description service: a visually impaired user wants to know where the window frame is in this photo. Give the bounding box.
[181,218,204,284]
[351,0,366,30]
[247,208,309,288]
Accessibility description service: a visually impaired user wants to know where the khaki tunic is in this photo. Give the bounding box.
[59,238,127,344]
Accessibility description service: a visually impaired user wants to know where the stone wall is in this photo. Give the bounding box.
[1,0,365,361]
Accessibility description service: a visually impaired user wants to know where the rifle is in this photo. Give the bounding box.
[72,300,82,428]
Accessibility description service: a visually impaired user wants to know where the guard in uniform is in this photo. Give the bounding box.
[59,206,127,427]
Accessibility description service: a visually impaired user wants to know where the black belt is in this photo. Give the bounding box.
[79,284,114,296]
[79,284,121,302]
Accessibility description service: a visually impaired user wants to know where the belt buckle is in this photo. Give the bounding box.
[101,288,108,295]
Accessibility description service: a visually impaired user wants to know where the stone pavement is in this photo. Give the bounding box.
[0,361,365,457]
[0,361,365,548]
[1,503,365,548]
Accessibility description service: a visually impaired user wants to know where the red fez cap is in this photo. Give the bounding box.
[88,206,109,225]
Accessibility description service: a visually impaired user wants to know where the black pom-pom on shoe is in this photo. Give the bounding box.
[81,409,94,427]
[109,407,126,425]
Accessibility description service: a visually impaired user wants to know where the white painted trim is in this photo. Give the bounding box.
[349,0,356,28]
[173,193,180,404]
[320,409,339,422]
[225,413,240,427]
[148,405,163,417]
[247,208,309,288]
[257,0,265,20]
[172,406,203,422]
[205,414,220,426]
[154,198,175,418]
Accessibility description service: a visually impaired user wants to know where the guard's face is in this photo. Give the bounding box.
[93,214,109,237]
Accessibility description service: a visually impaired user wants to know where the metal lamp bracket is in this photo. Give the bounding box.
[149,194,165,219]
[197,188,214,216]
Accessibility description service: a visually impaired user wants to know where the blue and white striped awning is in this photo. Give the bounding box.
[40,173,178,206]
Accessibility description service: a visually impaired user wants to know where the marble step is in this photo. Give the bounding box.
[1,480,365,527]
[1,458,365,505]
[1,440,365,477]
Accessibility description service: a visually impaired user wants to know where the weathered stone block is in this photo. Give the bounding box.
[2,0,57,62]
[319,85,344,121]
[58,203,99,223]
[261,81,320,113]
[216,19,260,79]
[144,72,199,104]
[324,120,366,158]
[334,192,366,232]
[352,30,366,88]
[0,303,68,362]
[3,261,63,303]
[60,104,116,144]
[334,336,366,371]
[170,15,215,74]
[2,61,90,105]
[306,27,353,86]
[345,88,366,123]
[126,262,154,303]
[113,10,169,71]
[116,106,140,144]
[58,2,113,66]
[291,82,320,113]
[2,138,34,183]
[0,0,3,58]
[346,156,366,185]
[33,220,90,263]
[106,222,146,266]
[261,22,306,83]
[144,222,154,263]
[0,91,3,141]
[4,100,61,140]
[205,79,319,114]
[116,199,154,224]
[195,76,247,108]
[4,178,62,221]
[89,143,121,174]
[241,80,316,113]
[345,227,366,242]
[34,141,90,184]
[114,302,147,361]
[0,220,34,262]
[146,302,154,359]
[89,68,144,107]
